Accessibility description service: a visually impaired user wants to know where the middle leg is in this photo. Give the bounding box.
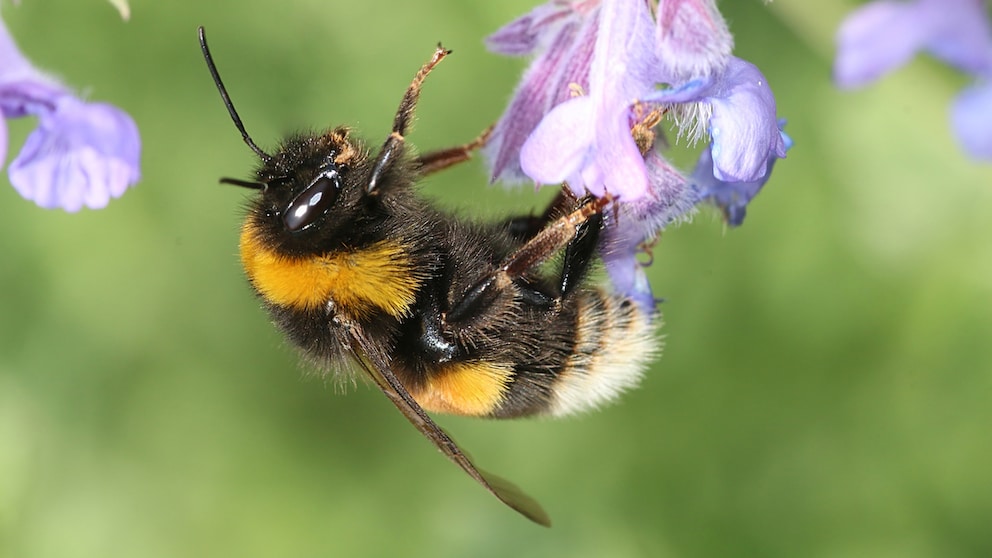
[416,125,493,177]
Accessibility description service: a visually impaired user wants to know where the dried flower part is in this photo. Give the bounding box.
[108,0,131,21]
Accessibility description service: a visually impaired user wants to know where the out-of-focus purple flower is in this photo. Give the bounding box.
[951,81,992,158]
[486,0,789,308]
[1,15,140,211]
[835,0,992,87]
[835,0,992,160]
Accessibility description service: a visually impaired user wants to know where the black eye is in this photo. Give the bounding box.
[283,168,342,232]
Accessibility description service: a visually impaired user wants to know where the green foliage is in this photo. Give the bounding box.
[2,1,991,556]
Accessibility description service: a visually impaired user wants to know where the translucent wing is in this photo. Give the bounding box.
[345,328,551,527]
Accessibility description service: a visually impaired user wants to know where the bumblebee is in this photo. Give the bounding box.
[198,27,658,526]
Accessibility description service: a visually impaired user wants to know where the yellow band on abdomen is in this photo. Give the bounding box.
[411,361,513,417]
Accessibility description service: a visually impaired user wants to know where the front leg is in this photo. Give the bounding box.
[503,187,576,243]
[367,45,450,195]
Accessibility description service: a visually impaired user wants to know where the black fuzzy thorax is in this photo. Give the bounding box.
[244,128,589,418]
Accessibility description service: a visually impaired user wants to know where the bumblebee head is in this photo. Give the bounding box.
[235,128,393,256]
[254,129,360,233]
[198,27,409,256]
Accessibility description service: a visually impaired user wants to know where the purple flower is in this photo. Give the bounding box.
[485,0,600,183]
[952,81,992,158]
[597,122,792,309]
[835,0,992,160]
[691,120,793,227]
[599,151,698,309]
[642,57,787,184]
[518,0,658,200]
[486,0,790,308]
[488,0,786,201]
[1,15,140,211]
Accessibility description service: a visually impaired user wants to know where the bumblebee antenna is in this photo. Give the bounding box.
[198,26,271,161]
[219,177,266,190]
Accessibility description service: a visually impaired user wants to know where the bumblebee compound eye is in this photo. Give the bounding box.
[283,167,342,232]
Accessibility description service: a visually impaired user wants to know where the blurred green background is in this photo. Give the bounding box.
[2,0,991,556]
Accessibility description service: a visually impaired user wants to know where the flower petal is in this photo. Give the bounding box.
[834,1,930,88]
[485,1,578,56]
[0,78,67,120]
[601,151,695,309]
[1,115,7,171]
[645,58,784,183]
[604,253,655,310]
[577,0,660,199]
[0,16,38,82]
[692,121,792,226]
[1,19,67,119]
[707,59,786,182]
[655,0,733,81]
[590,101,650,198]
[485,5,599,183]
[951,80,992,159]
[519,95,595,185]
[921,0,992,74]
[835,0,992,89]
[9,96,141,212]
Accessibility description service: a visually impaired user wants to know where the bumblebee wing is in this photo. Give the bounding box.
[346,330,551,527]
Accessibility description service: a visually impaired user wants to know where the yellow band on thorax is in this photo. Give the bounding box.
[239,222,423,317]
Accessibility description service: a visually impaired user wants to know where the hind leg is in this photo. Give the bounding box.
[447,194,610,323]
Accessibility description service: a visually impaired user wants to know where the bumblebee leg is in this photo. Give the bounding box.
[497,195,608,280]
[368,45,450,194]
[447,195,610,323]
[416,125,493,177]
[558,204,603,297]
[504,188,577,242]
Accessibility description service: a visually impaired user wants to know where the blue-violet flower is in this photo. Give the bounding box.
[486,0,790,308]
[1,15,140,211]
[835,0,992,160]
